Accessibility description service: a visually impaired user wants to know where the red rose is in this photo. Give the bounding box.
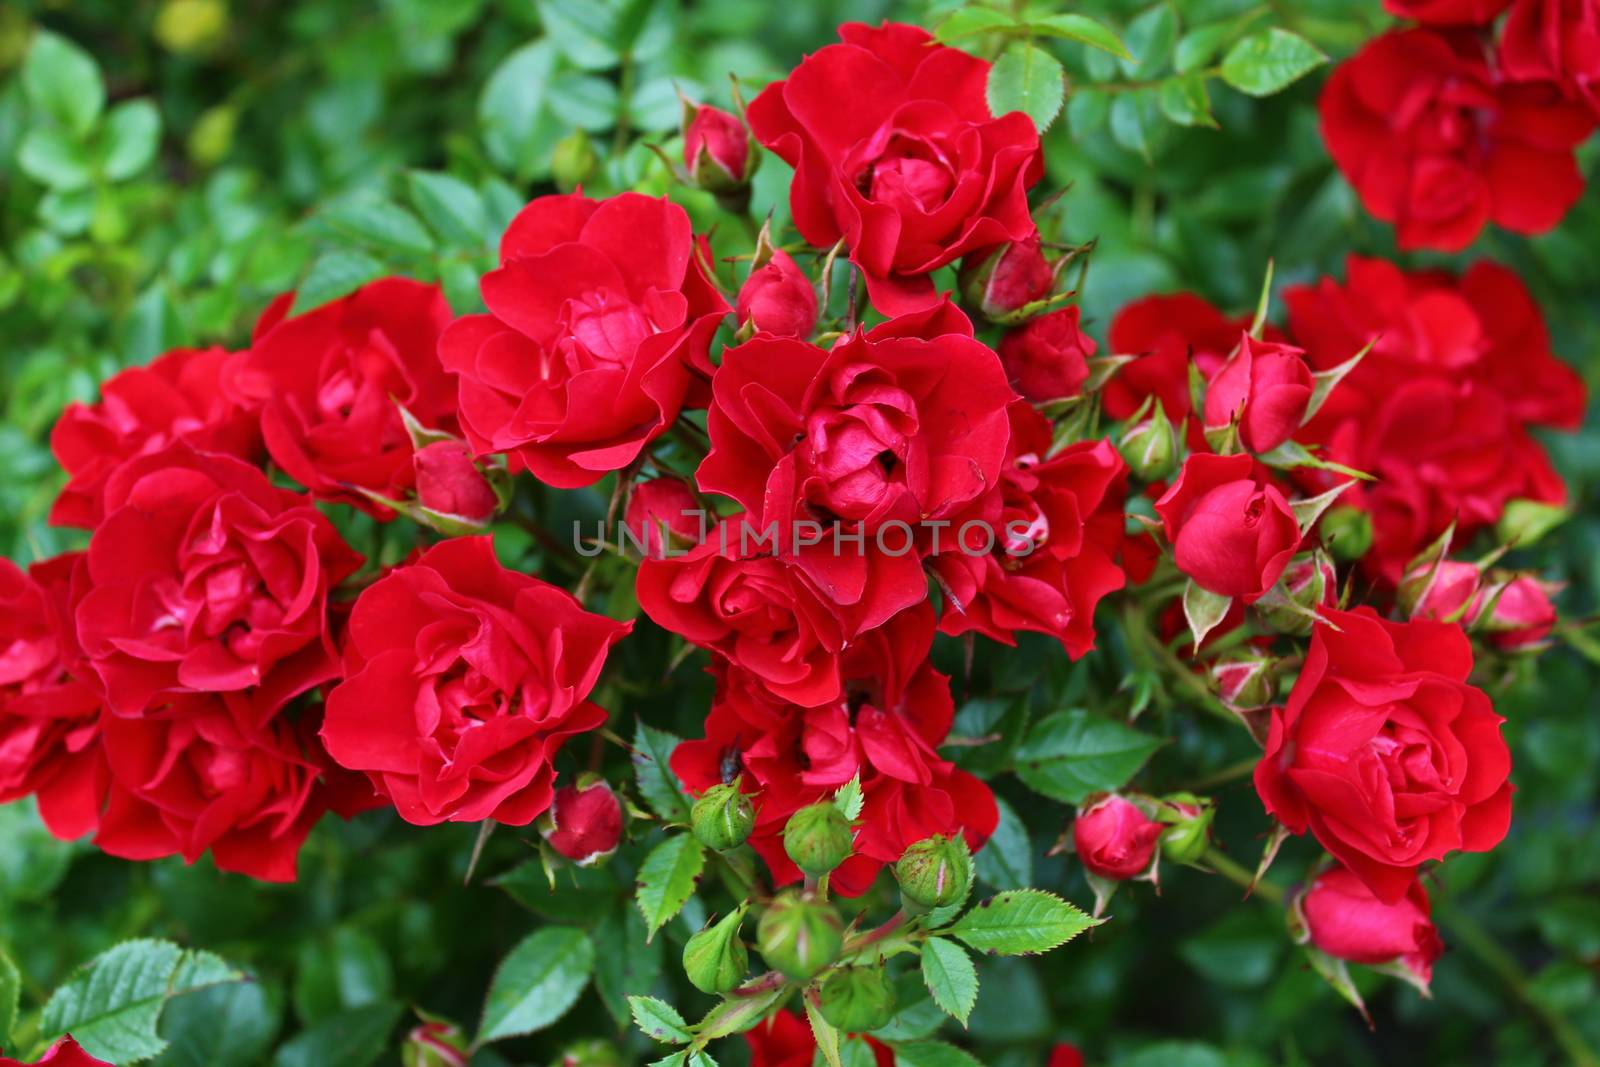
[413,440,498,523]
[745,1011,893,1067]
[223,278,454,516]
[748,21,1041,315]
[1299,865,1443,988]
[74,444,362,719]
[636,523,847,706]
[1384,0,1511,22]
[623,476,703,558]
[1048,1047,1086,1067]
[322,537,628,826]
[1254,608,1512,901]
[1403,560,1484,623]
[933,402,1125,657]
[538,778,624,866]
[1072,794,1162,881]
[1477,575,1558,650]
[997,305,1095,403]
[49,346,261,529]
[684,102,755,190]
[672,606,997,897]
[93,693,335,882]
[959,233,1056,322]
[736,250,818,339]
[441,192,729,488]
[1501,0,1600,117]
[0,554,105,839]
[1320,29,1594,251]
[0,1037,113,1067]
[1154,453,1300,601]
[1103,293,1259,422]
[1202,334,1313,454]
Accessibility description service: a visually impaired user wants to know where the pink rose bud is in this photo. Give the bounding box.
[1254,552,1337,636]
[959,234,1056,322]
[1073,794,1162,881]
[1477,574,1557,651]
[402,1019,470,1067]
[1210,651,1277,709]
[1299,865,1442,990]
[413,440,498,522]
[1203,334,1315,454]
[1400,559,1482,622]
[538,778,624,867]
[684,103,754,192]
[624,477,703,558]
[736,250,818,339]
[997,306,1096,403]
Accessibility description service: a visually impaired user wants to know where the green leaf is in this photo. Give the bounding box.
[891,1039,986,1067]
[1066,88,1110,136]
[0,797,75,903]
[97,100,162,181]
[986,43,1066,134]
[1109,89,1161,160]
[839,1037,879,1067]
[157,979,284,1067]
[593,905,664,1028]
[406,170,489,248]
[974,797,1032,891]
[834,774,864,822]
[694,983,783,1040]
[292,928,393,1026]
[18,127,95,190]
[1219,29,1326,97]
[495,859,621,924]
[633,720,693,823]
[478,926,595,1044]
[948,890,1101,957]
[271,1003,401,1067]
[803,993,843,1067]
[317,196,435,258]
[292,250,386,314]
[1158,73,1217,128]
[1014,710,1161,804]
[1182,580,1233,651]
[0,949,19,1049]
[1029,14,1129,59]
[920,939,978,1026]
[935,8,1017,42]
[549,72,621,132]
[478,40,560,176]
[628,995,692,1044]
[1120,4,1179,80]
[1498,499,1571,547]
[634,834,706,939]
[23,30,106,136]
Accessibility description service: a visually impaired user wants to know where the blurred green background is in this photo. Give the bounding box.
[2,0,1598,1065]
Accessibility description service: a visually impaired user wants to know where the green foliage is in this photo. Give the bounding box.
[478,926,595,1043]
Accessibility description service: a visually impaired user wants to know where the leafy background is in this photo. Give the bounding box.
[2,0,1598,1065]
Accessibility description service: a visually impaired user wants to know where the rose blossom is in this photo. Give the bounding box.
[745,1011,893,1067]
[1300,865,1443,988]
[413,440,498,523]
[1103,293,1261,423]
[538,778,624,866]
[1202,334,1313,454]
[1501,0,1600,117]
[684,102,754,189]
[997,305,1095,403]
[959,233,1056,322]
[623,476,703,558]
[440,192,729,488]
[748,21,1041,314]
[1255,608,1512,901]
[736,250,818,338]
[1384,0,1511,22]
[1073,794,1162,881]
[0,1038,113,1067]
[322,536,629,826]
[1154,453,1301,602]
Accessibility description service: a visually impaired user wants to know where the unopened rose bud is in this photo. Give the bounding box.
[1399,559,1481,623]
[414,440,498,524]
[1296,865,1442,991]
[1319,504,1373,562]
[959,234,1056,323]
[1117,404,1179,482]
[1253,552,1336,636]
[552,1039,625,1067]
[403,1019,469,1067]
[997,306,1095,403]
[1156,793,1215,866]
[624,477,702,558]
[683,907,749,994]
[894,834,972,913]
[783,801,853,877]
[1202,334,1314,454]
[537,777,624,867]
[552,129,598,193]
[155,0,228,54]
[683,102,757,193]
[691,781,756,852]
[817,966,897,1033]
[1209,650,1277,710]
[1072,794,1161,881]
[1477,574,1557,651]
[756,890,843,980]
[737,250,818,339]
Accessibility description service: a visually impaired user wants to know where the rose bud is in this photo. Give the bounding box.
[783,801,854,877]
[894,834,973,913]
[1203,334,1314,454]
[817,967,897,1033]
[1049,1047,1085,1067]
[402,1019,470,1067]
[737,249,818,339]
[997,305,1096,403]
[1117,401,1179,482]
[1154,453,1301,602]
[691,781,756,852]
[1399,559,1481,623]
[537,777,624,867]
[1073,794,1162,881]
[683,907,749,994]
[757,890,843,980]
[552,1040,625,1067]
[1319,504,1374,562]
[1156,794,1215,866]
[1253,552,1337,636]
[551,129,598,193]
[623,476,703,558]
[1209,650,1278,710]
[959,233,1056,323]
[414,440,498,524]
[683,101,757,193]
[1477,574,1558,651]
[1298,865,1442,991]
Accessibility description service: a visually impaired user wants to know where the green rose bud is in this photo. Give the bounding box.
[1253,552,1335,637]
[783,801,853,877]
[1319,505,1373,563]
[1208,650,1277,710]
[817,966,897,1033]
[1156,792,1215,866]
[551,1039,626,1067]
[1117,403,1179,482]
[552,129,598,193]
[402,1016,469,1067]
[894,834,972,913]
[692,782,755,852]
[682,906,749,994]
[756,890,843,980]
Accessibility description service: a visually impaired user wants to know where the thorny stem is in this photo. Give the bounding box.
[843,909,910,956]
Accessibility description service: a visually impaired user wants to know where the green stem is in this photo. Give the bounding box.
[1181,755,1259,793]
[1203,846,1284,907]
